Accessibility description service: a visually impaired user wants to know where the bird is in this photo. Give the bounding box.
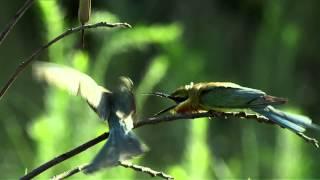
[78,0,91,48]
[150,82,319,134]
[33,62,147,173]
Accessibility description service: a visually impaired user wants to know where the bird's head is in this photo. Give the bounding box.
[148,83,195,116]
[149,87,188,102]
[117,76,134,92]
[112,76,136,117]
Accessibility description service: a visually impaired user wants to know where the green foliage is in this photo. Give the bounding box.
[1,0,320,179]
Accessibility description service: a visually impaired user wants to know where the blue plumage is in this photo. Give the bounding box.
[252,106,316,133]
[85,77,148,173]
[85,112,147,173]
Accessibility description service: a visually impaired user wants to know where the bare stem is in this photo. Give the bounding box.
[0,0,34,46]
[135,111,273,128]
[51,162,174,180]
[119,161,174,180]
[297,132,319,148]
[51,164,89,180]
[0,22,131,101]
[20,111,319,179]
[20,133,109,180]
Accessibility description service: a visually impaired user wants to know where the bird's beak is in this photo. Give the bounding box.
[145,92,178,116]
[153,104,177,116]
[145,92,176,101]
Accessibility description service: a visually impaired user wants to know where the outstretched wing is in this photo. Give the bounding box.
[33,62,111,119]
[200,82,286,109]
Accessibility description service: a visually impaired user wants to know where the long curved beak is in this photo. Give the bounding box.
[144,92,177,116]
[143,92,175,101]
[153,104,177,116]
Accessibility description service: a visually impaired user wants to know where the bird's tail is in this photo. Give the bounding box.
[84,127,148,173]
[252,105,320,133]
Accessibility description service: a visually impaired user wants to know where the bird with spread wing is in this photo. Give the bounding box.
[33,62,148,173]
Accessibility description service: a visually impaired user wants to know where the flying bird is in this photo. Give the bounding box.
[33,62,147,173]
[150,82,319,133]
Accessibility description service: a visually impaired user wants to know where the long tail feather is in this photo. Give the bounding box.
[252,105,319,133]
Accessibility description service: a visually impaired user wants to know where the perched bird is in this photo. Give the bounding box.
[78,0,91,48]
[33,62,147,173]
[150,82,319,133]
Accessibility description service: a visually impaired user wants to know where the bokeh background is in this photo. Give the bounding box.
[1,0,320,179]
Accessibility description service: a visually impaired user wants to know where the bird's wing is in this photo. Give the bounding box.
[33,62,111,119]
[200,83,286,109]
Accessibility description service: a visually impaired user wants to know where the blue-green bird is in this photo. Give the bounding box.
[151,82,319,133]
[33,62,147,173]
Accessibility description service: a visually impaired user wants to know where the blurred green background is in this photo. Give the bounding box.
[1,0,320,179]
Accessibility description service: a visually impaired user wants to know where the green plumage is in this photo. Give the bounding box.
[200,85,285,109]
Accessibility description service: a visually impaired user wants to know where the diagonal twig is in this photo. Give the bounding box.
[0,22,131,101]
[20,111,319,179]
[51,164,89,180]
[297,132,319,148]
[119,161,174,180]
[134,111,273,129]
[20,133,109,180]
[0,0,35,46]
[51,162,174,180]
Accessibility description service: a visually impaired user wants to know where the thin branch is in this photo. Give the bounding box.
[20,133,109,180]
[51,164,89,180]
[20,111,319,179]
[135,111,273,128]
[297,132,319,148]
[0,0,34,46]
[51,162,174,180]
[119,161,174,180]
[0,22,131,101]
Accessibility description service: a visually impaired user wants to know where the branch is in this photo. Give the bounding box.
[51,162,174,180]
[0,0,34,46]
[135,111,273,128]
[0,22,131,101]
[51,164,89,180]
[20,133,109,180]
[297,132,319,148]
[20,111,319,179]
[119,161,174,180]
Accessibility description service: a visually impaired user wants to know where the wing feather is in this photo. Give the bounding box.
[200,84,284,109]
[33,62,111,118]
